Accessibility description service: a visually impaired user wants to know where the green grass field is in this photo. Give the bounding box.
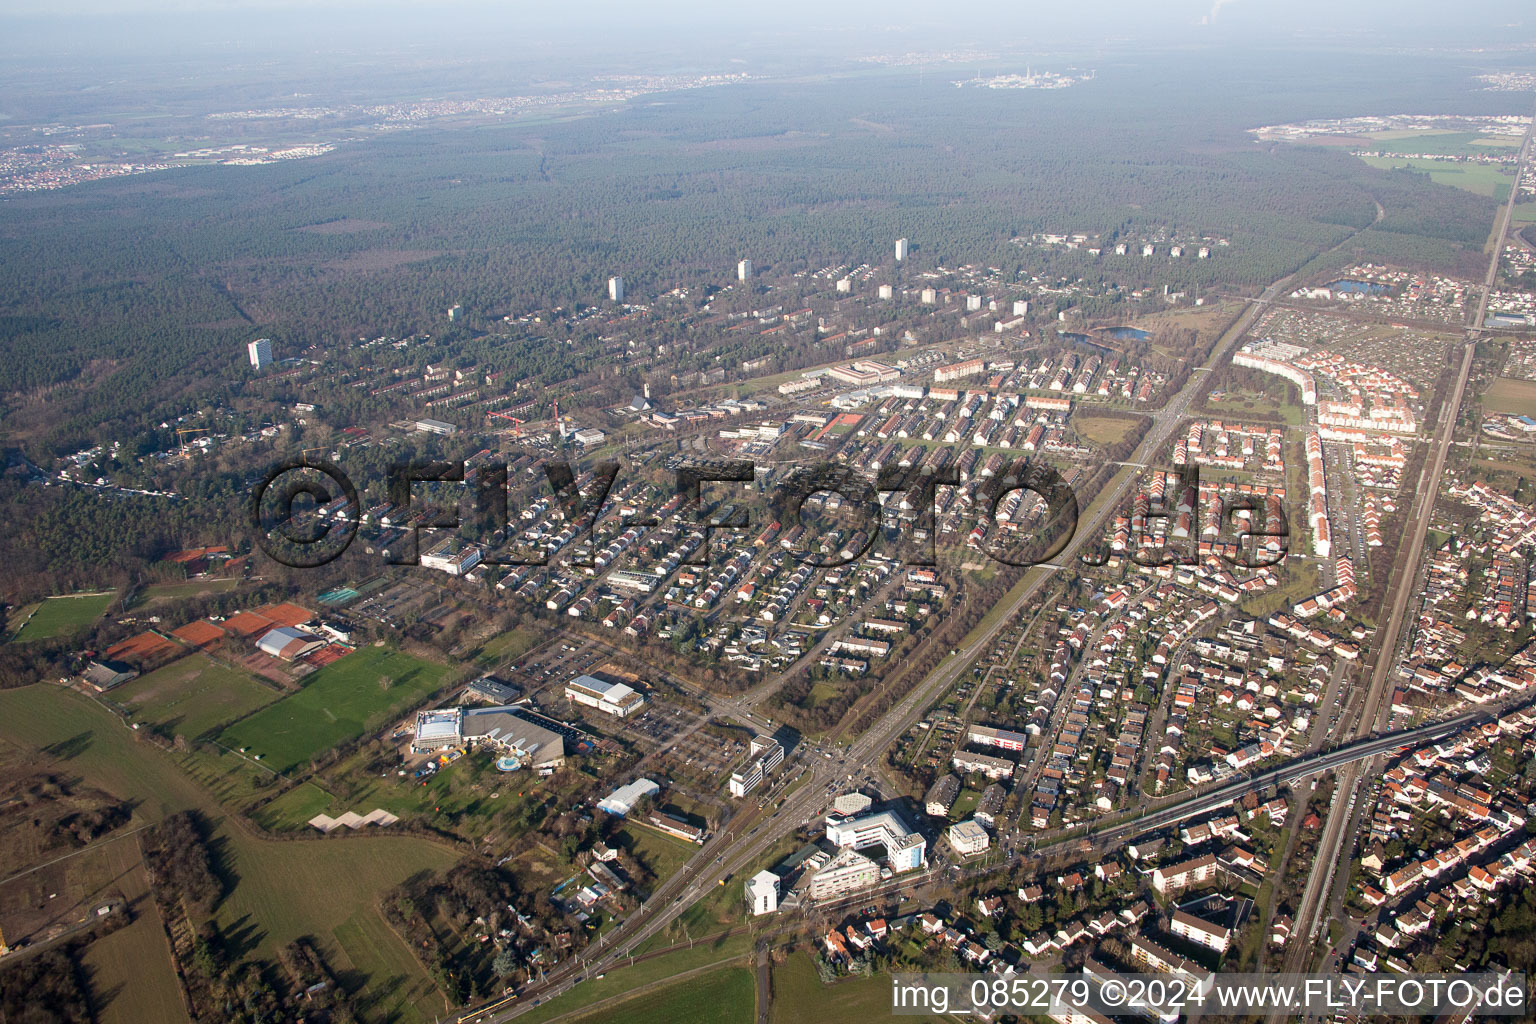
[512,933,753,1024]
[1204,385,1304,426]
[134,578,243,607]
[9,591,115,642]
[1073,414,1140,446]
[0,684,459,1024]
[111,653,277,739]
[473,625,541,666]
[565,965,754,1024]
[770,952,946,1024]
[219,647,450,771]
[619,824,696,883]
[1357,155,1515,198]
[1485,376,1536,418]
[252,780,337,830]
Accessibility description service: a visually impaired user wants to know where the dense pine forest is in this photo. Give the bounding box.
[0,51,1512,450]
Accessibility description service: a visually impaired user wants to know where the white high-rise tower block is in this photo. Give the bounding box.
[894,237,909,261]
[608,276,625,302]
[737,259,753,281]
[247,338,272,371]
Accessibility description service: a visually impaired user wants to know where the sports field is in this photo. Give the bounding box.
[1485,377,1536,418]
[111,652,277,739]
[219,646,449,771]
[9,591,115,642]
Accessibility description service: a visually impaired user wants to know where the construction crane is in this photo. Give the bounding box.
[176,427,210,458]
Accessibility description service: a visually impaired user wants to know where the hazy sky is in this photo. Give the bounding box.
[0,0,1530,61]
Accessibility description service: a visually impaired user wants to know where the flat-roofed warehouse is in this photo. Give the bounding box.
[564,674,647,717]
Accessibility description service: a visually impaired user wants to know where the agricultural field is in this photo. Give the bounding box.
[0,684,460,1024]
[110,653,277,740]
[8,590,115,642]
[1484,376,1536,418]
[1356,129,1522,155]
[80,859,190,1024]
[218,646,450,771]
[1356,156,1515,199]
[769,951,947,1024]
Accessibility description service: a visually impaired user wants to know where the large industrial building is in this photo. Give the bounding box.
[564,675,647,717]
[411,705,566,768]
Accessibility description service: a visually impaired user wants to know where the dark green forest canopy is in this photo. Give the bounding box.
[0,50,1517,452]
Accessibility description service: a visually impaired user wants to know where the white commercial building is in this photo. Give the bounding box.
[420,539,481,576]
[565,674,647,717]
[737,259,753,281]
[825,809,926,872]
[895,237,909,261]
[410,705,565,767]
[608,275,625,302]
[808,847,881,901]
[746,870,780,915]
[729,738,785,797]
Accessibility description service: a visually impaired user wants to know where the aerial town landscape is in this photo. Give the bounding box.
[6,2,1536,1023]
